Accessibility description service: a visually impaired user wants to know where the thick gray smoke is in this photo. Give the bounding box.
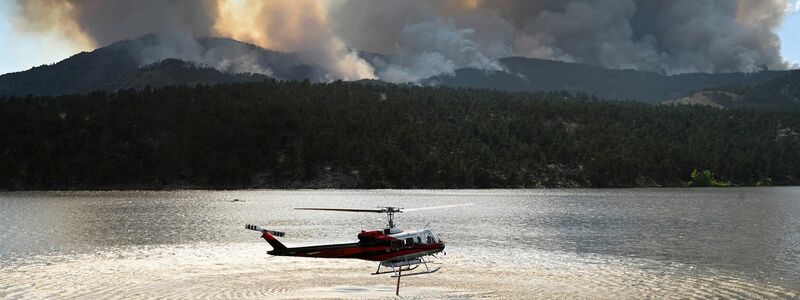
[13,0,792,81]
[15,0,218,47]
[77,1,217,47]
[132,33,275,76]
[14,0,283,76]
[330,1,512,81]
[13,0,372,80]
[332,0,790,75]
[374,18,508,82]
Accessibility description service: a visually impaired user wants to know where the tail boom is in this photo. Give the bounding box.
[245,224,287,253]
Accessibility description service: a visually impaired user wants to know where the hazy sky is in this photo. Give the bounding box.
[780,0,800,67]
[0,1,87,75]
[1,0,799,75]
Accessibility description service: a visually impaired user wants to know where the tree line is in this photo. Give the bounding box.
[1,80,798,190]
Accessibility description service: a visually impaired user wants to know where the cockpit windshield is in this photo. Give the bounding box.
[422,230,439,244]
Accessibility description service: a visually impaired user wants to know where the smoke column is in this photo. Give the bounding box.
[11,0,792,81]
[213,0,375,80]
[332,0,789,74]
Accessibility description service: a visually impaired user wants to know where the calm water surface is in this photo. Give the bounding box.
[1,188,799,299]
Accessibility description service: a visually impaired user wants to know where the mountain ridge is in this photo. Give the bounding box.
[428,57,788,103]
[0,34,793,103]
[0,34,315,97]
[662,70,800,109]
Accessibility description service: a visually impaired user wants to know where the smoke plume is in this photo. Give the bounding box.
[11,0,793,81]
[332,0,790,74]
[213,0,375,80]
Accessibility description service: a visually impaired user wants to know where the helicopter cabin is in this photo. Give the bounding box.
[389,229,441,248]
[357,229,441,250]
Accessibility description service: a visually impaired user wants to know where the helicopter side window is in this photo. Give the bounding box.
[405,237,415,247]
[417,236,422,244]
[427,235,433,244]
[391,240,402,250]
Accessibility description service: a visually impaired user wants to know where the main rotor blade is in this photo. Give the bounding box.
[295,208,386,213]
[403,203,475,212]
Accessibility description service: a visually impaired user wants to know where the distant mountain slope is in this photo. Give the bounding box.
[427,57,788,103]
[0,43,139,96]
[663,71,800,109]
[721,71,800,108]
[0,34,315,97]
[107,59,270,91]
[661,91,741,109]
[0,34,793,102]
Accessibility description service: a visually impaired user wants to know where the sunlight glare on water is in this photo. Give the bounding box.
[1,188,799,299]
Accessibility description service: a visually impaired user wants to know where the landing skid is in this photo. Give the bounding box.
[390,267,440,278]
[371,264,417,275]
[372,256,441,296]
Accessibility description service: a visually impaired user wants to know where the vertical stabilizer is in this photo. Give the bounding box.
[245,224,287,252]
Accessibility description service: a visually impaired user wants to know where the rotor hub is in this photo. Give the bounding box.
[379,206,403,228]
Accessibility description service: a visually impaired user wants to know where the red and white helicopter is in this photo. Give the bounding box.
[245,204,472,295]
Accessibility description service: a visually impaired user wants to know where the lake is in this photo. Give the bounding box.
[1,188,799,299]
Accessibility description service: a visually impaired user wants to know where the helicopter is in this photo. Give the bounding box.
[245,204,472,295]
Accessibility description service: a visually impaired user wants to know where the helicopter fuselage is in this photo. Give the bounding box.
[246,205,470,296]
[260,228,445,262]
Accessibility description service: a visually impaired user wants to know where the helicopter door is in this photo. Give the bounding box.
[391,240,403,250]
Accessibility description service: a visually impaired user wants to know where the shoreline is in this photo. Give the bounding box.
[1,184,797,192]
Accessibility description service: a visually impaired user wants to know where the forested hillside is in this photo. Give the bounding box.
[428,57,788,103]
[663,71,800,109]
[1,81,799,190]
[0,34,315,97]
[1,34,790,105]
[720,71,800,108]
